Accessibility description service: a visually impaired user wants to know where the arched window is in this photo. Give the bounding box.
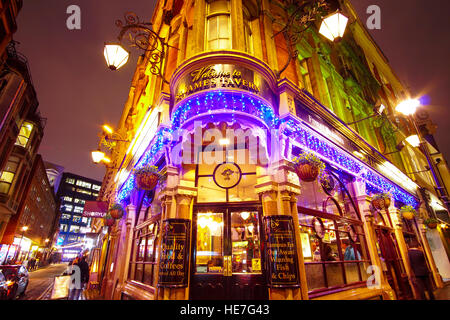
[243,7,253,54]
[206,0,231,50]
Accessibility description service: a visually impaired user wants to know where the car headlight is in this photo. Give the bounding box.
[6,280,13,286]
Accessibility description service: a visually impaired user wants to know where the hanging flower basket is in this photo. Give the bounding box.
[371,193,391,210]
[134,165,165,191]
[109,203,124,220]
[424,218,438,229]
[400,205,417,220]
[292,152,325,182]
[103,214,115,227]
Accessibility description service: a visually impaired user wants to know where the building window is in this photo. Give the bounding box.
[73,206,84,214]
[128,216,160,287]
[61,214,71,220]
[73,216,82,223]
[74,198,85,205]
[60,224,68,232]
[66,178,75,184]
[92,184,101,191]
[63,196,73,202]
[0,156,20,194]
[76,180,92,189]
[15,122,33,148]
[206,0,231,50]
[69,225,80,233]
[295,169,370,295]
[64,204,73,212]
[243,6,253,54]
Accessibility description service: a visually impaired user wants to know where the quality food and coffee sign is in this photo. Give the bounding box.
[175,64,272,103]
[263,215,300,288]
[158,219,191,288]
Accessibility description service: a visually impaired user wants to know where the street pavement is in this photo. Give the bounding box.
[18,263,67,300]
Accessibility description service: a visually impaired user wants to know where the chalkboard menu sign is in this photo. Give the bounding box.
[263,215,300,288]
[158,219,191,288]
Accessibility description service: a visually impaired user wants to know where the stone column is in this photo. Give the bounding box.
[290,193,309,300]
[157,185,196,300]
[389,208,421,299]
[356,195,396,300]
[256,185,301,300]
[112,204,137,300]
[416,218,444,289]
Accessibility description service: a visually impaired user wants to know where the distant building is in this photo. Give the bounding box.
[55,172,102,254]
[0,42,44,241]
[44,161,64,194]
[0,154,58,264]
[0,0,22,66]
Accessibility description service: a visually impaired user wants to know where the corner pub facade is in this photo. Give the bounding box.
[94,0,449,300]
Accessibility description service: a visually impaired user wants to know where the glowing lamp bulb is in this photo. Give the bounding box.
[395,99,421,116]
[104,43,129,70]
[319,12,349,41]
[91,150,106,164]
[405,135,420,148]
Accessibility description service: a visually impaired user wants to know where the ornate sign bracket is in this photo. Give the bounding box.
[115,12,179,84]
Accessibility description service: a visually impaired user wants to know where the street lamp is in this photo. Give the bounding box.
[104,43,130,70]
[395,98,449,210]
[319,11,349,41]
[91,150,106,164]
[103,12,176,83]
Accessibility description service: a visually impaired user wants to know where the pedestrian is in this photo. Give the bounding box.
[407,240,435,300]
[68,255,89,300]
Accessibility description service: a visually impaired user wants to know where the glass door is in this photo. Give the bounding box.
[190,207,268,300]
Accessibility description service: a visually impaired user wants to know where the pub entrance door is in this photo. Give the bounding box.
[375,227,413,299]
[190,204,268,300]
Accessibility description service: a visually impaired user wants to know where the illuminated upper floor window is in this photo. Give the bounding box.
[66,178,75,184]
[243,7,253,54]
[0,156,20,194]
[76,180,91,189]
[15,121,33,148]
[92,184,101,191]
[206,0,231,50]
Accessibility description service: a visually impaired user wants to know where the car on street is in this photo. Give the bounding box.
[0,265,29,299]
[0,271,8,300]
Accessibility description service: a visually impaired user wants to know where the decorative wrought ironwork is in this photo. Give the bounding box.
[270,0,329,78]
[114,12,177,84]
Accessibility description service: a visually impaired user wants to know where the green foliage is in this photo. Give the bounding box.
[134,165,166,183]
[400,205,417,215]
[292,151,326,177]
[424,218,438,225]
[371,192,391,201]
[109,203,124,212]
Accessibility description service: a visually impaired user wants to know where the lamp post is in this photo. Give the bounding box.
[395,99,449,212]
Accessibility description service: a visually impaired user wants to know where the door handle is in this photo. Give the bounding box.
[224,256,232,277]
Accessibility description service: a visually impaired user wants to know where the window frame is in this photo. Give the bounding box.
[128,213,161,288]
[205,0,231,51]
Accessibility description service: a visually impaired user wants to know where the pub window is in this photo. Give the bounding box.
[15,121,33,148]
[296,168,370,295]
[196,148,258,203]
[206,0,231,50]
[0,156,20,194]
[128,215,160,287]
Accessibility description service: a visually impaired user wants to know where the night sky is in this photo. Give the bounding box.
[13,0,450,182]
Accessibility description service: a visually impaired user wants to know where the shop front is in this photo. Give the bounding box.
[106,52,436,300]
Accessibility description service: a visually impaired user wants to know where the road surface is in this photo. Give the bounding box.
[18,263,68,300]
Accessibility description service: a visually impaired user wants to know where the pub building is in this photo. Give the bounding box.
[93,0,450,300]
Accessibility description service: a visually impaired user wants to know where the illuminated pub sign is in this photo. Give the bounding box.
[82,201,109,218]
[175,64,274,103]
[158,219,191,288]
[263,216,300,288]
